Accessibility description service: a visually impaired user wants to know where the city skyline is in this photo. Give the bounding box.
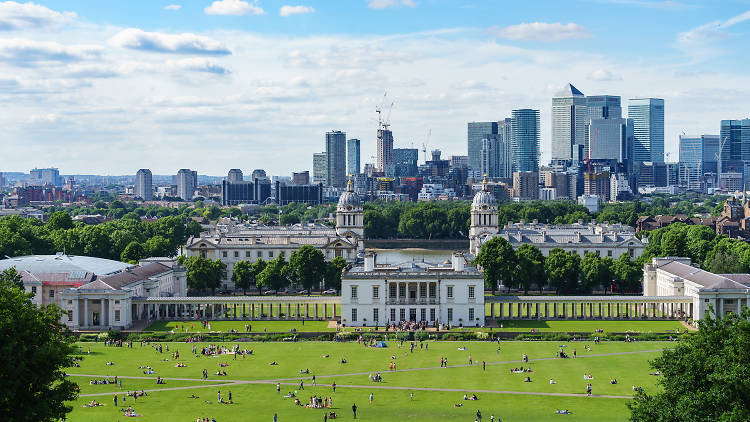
[1,1,749,175]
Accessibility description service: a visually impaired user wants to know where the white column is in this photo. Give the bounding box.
[83,298,88,327]
[73,299,80,327]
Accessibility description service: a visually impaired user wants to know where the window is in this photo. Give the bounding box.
[420,308,426,321]
[114,310,121,322]
[469,308,475,321]
[31,286,37,294]
[429,284,436,297]
[67,311,72,322]
[419,284,427,297]
[399,308,405,321]
[351,308,357,321]
[268,251,274,258]
[246,251,251,257]
[389,284,397,298]
[114,300,120,304]
[448,308,453,321]
[49,290,55,298]
[351,286,358,299]
[280,251,285,258]
[390,308,396,322]
[447,286,454,299]
[222,251,228,258]
[257,251,262,258]
[607,250,613,257]
[430,308,436,321]
[468,286,475,299]
[399,284,406,297]
[373,308,379,322]
[234,251,239,258]
[372,286,379,299]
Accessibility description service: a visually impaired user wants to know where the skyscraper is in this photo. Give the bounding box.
[512,109,540,173]
[551,84,586,162]
[467,122,499,171]
[588,118,633,164]
[377,129,393,174]
[720,119,750,162]
[392,148,418,178]
[176,169,196,201]
[29,168,60,186]
[679,135,719,190]
[499,118,513,178]
[227,169,243,183]
[586,95,622,121]
[480,134,512,178]
[326,131,347,188]
[347,138,361,176]
[312,152,327,185]
[628,98,665,163]
[135,169,153,201]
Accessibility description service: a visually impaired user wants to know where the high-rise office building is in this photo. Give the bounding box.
[0,172,4,188]
[467,122,499,171]
[480,134,500,178]
[589,118,634,164]
[227,169,243,183]
[292,171,310,185]
[312,152,327,185]
[586,95,622,121]
[29,167,60,186]
[511,109,541,173]
[393,148,418,179]
[251,169,267,180]
[551,84,586,161]
[135,169,153,201]
[176,169,196,201]
[720,119,750,162]
[326,131,347,188]
[584,171,611,201]
[628,98,665,163]
[347,138,361,176]
[679,135,719,190]
[513,171,539,200]
[377,129,394,174]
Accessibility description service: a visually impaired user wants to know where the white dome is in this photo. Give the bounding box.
[472,190,496,207]
[338,190,361,208]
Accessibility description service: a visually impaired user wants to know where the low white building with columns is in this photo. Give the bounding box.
[341,252,485,327]
[643,257,750,321]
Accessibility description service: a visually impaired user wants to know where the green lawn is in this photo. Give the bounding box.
[64,340,672,421]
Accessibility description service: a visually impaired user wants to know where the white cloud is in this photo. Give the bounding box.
[280,5,314,17]
[677,10,750,61]
[109,28,231,55]
[588,68,622,81]
[204,0,264,16]
[367,0,415,10]
[0,38,102,65]
[164,4,181,11]
[0,1,76,30]
[168,57,231,75]
[491,22,592,42]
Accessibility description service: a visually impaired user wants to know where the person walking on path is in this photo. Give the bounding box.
[410,392,414,401]
[476,409,482,421]
[483,361,486,371]
[273,413,277,422]
[312,375,316,385]
[369,393,373,404]
[113,394,117,407]
[586,384,592,397]
[332,382,336,392]
[352,403,358,419]
[276,383,280,394]
[300,380,304,390]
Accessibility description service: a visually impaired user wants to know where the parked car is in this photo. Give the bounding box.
[263,290,277,295]
[283,287,298,295]
[322,289,337,295]
[297,289,309,295]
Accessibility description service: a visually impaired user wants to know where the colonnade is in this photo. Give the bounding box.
[487,297,694,320]
[132,299,340,322]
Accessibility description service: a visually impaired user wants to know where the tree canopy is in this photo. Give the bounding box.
[179,256,226,294]
[288,245,326,295]
[474,236,516,293]
[628,307,750,421]
[0,269,78,420]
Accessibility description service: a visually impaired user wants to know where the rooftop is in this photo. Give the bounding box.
[658,261,750,290]
[0,254,132,276]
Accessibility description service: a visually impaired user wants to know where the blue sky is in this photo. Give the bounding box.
[1,0,749,175]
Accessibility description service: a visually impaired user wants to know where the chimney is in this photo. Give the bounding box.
[452,252,465,272]
[364,252,376,272]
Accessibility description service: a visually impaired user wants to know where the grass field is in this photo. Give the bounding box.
[65,340,673,421]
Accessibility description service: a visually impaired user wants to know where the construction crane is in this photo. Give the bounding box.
[422,129,431,163]
[585,128,598,174]
[375,91,394,130]
[715,135,730,188]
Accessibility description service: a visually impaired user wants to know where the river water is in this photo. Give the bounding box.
[366,248,464,265]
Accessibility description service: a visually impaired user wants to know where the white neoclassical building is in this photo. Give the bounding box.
[643,257,750,321]
[468,178,499,256]
[185,179,365,290]
[341,252,485,327]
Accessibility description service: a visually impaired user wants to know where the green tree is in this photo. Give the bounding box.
[545,248,581,294]
[251,259,267,292]
[232,260,254,295]
[660,225,687,256]
[288,245,326,295]
[612,253,641,293]
[120,241,147,263]
[581,252,613,293]
[145,235,174,257]
[180,256,226,294]
[280,213,300,226]
[514,244,545,294]
[186,220,203,238]
[45,211,73,230]
[257,255,288,293]
[0,270,78,420]
[474,236,516,294]
[628,307,750,421]
[0,267,23,289]
[324,256,348,291]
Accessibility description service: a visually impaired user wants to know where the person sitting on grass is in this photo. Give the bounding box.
[454,403,463,407]
[269,361,278,365]
[189,394,199,399]
[549,379,556,384]
[524,377,532,382]
[610,379,617,385]
[555,409,572,414]
[106,362,115,366]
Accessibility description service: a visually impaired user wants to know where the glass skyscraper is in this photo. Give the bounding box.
[586,95,622,121]
[551,84,586,161]
[720,119,750,162]
[392,148,418,179]
[511,109,540,173]
[467,121,498,171]
[628,98,665,163]
[326,130,347,188]
[678,135,719,190]
[347,138,360,176]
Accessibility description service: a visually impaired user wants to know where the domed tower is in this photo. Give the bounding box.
[469,177,499,255]
[336,178,364,240]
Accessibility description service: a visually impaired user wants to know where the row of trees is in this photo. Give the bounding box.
[0,211,189,264]
[179,245,348,295]
[474,237,641,294]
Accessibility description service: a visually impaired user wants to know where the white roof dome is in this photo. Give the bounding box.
[338,178,361,208]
